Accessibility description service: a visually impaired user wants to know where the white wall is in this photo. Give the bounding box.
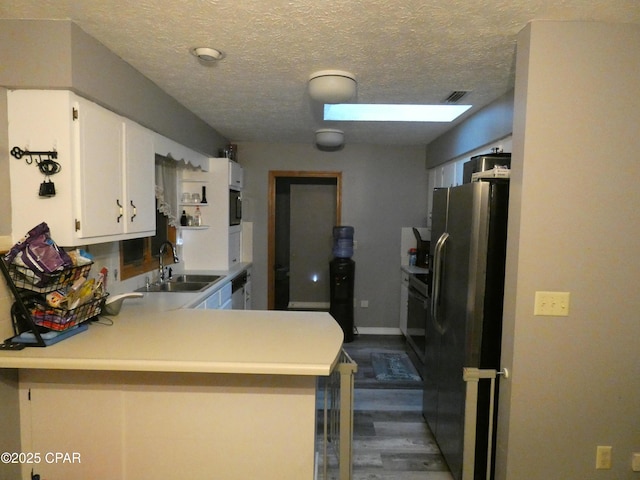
[238,142,428,330]
[0,88,9,240]
[0,88,13,340]
[497,21,640,479]
[425,89,514,170]
[0,88,20,480]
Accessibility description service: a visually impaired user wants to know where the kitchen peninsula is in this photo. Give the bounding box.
[0,297,344,480]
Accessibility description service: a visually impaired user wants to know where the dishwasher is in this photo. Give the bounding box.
[406,273,430,374]
[231,271,247,310]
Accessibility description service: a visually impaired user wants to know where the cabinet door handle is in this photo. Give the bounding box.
[116,199,123,223]
[130,200,137,222]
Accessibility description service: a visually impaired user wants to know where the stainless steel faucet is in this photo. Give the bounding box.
[158,241,179,283]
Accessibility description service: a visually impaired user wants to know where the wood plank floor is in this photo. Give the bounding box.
[317,334,454,480]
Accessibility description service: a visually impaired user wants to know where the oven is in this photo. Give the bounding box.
[229,189,242,226]
[406,273,430,372]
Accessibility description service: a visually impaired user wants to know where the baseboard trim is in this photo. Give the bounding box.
[287,301,330,310]
[355,327,403,336]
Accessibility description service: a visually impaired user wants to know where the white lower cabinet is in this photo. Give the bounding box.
[219,283,232,308]
[19,369,316,480]
[197,282,232,310]
[20,375,123,479]
[228,230,241,266]
[204,291,221,309]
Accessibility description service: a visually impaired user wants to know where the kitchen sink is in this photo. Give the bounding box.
[135,274,223,293]
[171,274,222,284]
[136,281,210,293]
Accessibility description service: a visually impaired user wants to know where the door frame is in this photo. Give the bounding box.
[267,171,342,310]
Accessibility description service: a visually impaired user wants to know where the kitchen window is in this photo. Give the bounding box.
[120,155,180,280]
[119,202,176,280]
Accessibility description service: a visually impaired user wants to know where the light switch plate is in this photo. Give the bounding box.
[632,453,640,472]
[534,291,570,316]
[596,445,612,470]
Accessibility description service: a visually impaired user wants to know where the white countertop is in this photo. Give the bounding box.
[0,269,344,376]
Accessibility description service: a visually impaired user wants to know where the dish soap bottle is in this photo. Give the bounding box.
[194,206,202,226]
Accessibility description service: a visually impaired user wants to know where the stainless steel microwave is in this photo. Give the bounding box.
[229,190,242,226]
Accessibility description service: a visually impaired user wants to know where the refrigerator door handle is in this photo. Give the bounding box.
[431,232,449,334]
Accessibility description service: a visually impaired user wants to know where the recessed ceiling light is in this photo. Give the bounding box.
[323,104,472,122]
[191,47,225,62]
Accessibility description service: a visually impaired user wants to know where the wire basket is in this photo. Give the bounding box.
[29,294,108,332]
[7,262,93,293]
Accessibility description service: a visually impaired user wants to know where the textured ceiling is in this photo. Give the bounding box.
[2,0,640,146]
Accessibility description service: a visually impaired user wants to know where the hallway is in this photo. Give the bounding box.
[321,334,454,480]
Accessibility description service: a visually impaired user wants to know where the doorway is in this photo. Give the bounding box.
[268,171,342,310]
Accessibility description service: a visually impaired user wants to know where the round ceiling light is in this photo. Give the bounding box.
[315,129,345,150]
[191,47,225,62]
[308,70,356,104]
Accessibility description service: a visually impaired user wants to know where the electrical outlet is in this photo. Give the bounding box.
[596,446,612,470]
[534,291,570,316]
[360,300,369,308]
[632,453,640,472]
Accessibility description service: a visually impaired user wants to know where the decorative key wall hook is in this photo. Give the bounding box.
[11,146,61,197]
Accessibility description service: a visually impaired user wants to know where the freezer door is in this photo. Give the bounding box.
[423,187,449,433]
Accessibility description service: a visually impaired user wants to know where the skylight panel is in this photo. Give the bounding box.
[324,104,472,122]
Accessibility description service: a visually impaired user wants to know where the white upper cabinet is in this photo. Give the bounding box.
[75,95,124,238]
[427,159,465,231]
[8,90,156,246]
[123,120,156,234]
[228,160,243,190]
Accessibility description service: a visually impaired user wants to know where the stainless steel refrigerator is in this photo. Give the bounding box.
[423,179,509,480]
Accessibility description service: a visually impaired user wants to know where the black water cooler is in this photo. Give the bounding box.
[329,226,355,342]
